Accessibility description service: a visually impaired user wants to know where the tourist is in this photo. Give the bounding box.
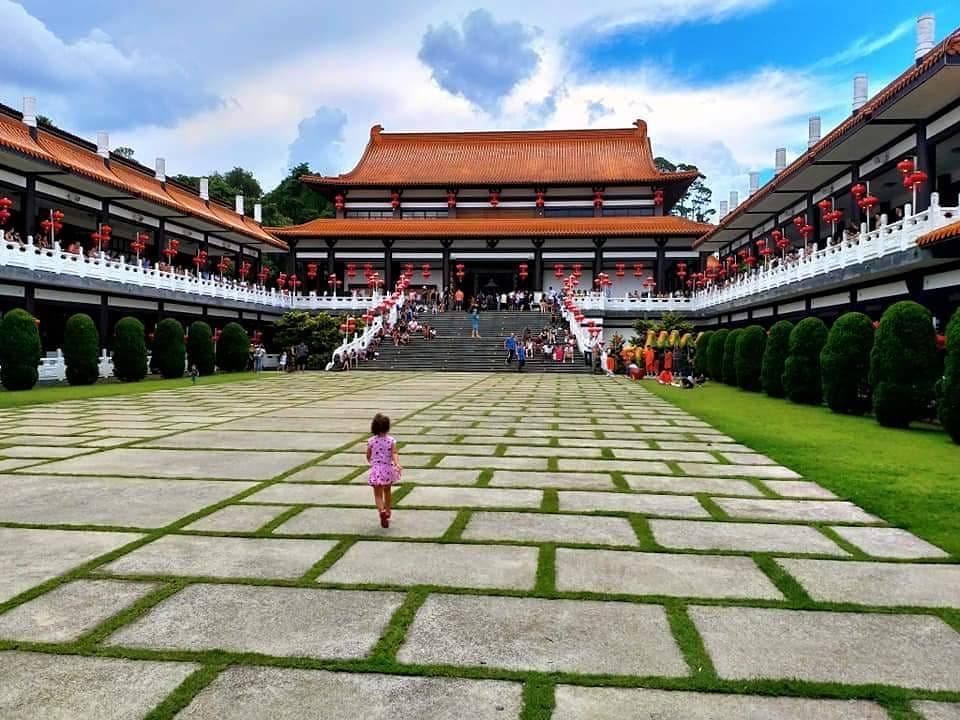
[470,304,481,338]
[454,288,464,311]
[278,350,287,373]
[189,364,199,384]
[366,413,401,528]
[517,343,527,372]
[296,342,309,371]
[504,333,517,364]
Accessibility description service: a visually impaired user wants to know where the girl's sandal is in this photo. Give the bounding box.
[379,511,389,529]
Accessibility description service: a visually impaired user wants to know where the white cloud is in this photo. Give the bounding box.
[811,18,914,70]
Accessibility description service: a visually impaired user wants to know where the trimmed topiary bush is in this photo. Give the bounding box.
[735,325,767,392]
[112,317,147,382]
[63,313,100,386]
[869,301,938,428]
[187,321,215,376]
[153,318,186,379]
[694,330,713,377]
[761,320,793,398]
[783,317,828,405]
[820,312,875,415]
[216,322,250,372]
[940,308,960,444]
[0,308,41,391]
[722,328,743,385]
[707,329,729,380]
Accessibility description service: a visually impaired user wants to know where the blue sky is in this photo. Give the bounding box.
[1,0,954,213]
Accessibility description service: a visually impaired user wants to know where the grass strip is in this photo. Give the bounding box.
[534,544,557,594]
[300,539,357,583]
[520,676,556,720]
[664,601,717,685]
[142,664,226,720]
[368,588,430,665]
[752,554,814,606]
[441,510,472,541]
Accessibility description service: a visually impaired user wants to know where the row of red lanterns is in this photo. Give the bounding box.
[0,197,12,226]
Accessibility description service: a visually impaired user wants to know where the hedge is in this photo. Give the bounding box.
[761,320,793,398]
[707,329,729,380]
[869,301,938,428]
[63,313,99,386]
[0,309,41,390]
[783,317,828,404]
[153,318,186,379]
[216,322,250,372]
[694,330,713,377]
[735,325,767,392]
[112,317,147,382]
[722,328,742,385]
[187,321,216,376]
[820,312,874,414]
[940,308,960,443]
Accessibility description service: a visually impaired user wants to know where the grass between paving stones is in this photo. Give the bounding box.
[645,380,960,557]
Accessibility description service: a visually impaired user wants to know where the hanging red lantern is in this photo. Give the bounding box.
[212,328,222,343]
[192,250,208,270]
[518,263,528,281]
[421,263,431,279]
[572,263,582,277]
[288,274,301,293]
[0,197,12,226]
[615,262,625,277]
[327,273,341,289]
[858,195,879,210]
[908,170,928,189]
[553,263,564,278]
[403,263,414,279]
[217,257,231,276]
[306,262,318,280]
[276,272,287,289]
[593,190,604,208]
[390,191,401,210]
[817,199,832,213]
[535,190,545,209]
[257,267,270,285]
[851,183,867,200]
[446,191,457,208]
[455,262,465,281]
[163,239,180,262]
[643,276,656,290]
[334,194,345,211]
[896,158,915,176]
[676,262,687,280]
[346,263,357,279]
[792,216,804,230]
[239,261,251,280]
[489,190,500,207]
[633,262,644,278]
[800,224,814,240]
[653,189,664,206]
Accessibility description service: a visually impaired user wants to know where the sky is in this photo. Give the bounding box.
[2,0,958,215]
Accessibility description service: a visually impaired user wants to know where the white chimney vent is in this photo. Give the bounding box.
[916,14,935,61]
[749,172,760,195]
[718,200,729,217]
[729,191,739,209]
[775,148,787,175]
[852,74,868,112]
[22,97,37,128]
[254,203,263,224]
[199,177,209,201]
[235,194,244,214]
[808,115,822,147]
[155,157,166,183]
[96,132,109,158]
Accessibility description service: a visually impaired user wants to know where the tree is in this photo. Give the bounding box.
[153,318,186,379]
[722,329,742,385]
[869,301,938,428]
[216,322,250,372]
[113,317,148,382]
[273,311,343,368]
[114,146,135,160]
[762,320,794,398]
[261,163,332,226]
[0,309,41,390]
[172,167,263,214]
[63,313,100,386]
[783,317,829,405]
[187,321,216,376]
[694,330,713,376]
[940,308,960,444]
[736,325,767,392]
[654,157,715,223]
[820,312,875,414]
[36,115,55,128]
[707,329,729,380]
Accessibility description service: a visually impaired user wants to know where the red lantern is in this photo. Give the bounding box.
[896,158,915,176]
[217,257,231,276]
[346,263,357,279]
[676,262,687,280]
[363,263,374,278]
[334,194,345,211]
[0,196,11,226]
[653,189,664,206]
[163,239,180,262]
[390,191,401,210]
[288,274,301,293]
[213,328,222,343]
[258,267,270,285]
[276,272,287,289]
[192,250,208,271]
[327,273,341,290]
[306,262,318,280]
[643,276,656,290]
[800,224,814,240]
[792,216,804,229]
[858,195,879,210]
[572,263,582,277]
[446,191,457,208]
[593,190,603,208]
[535,190,545,209]
[403,263,414,279]
[421,263,431,279]
[818,199,832,213]
[518,263,528,281]
[239,261,251,280]
[908,170,928,189]
[553,263,564,278]
[615,262,625,277]
[633,262,643,278]
[455,262,465,281]
[851,183,867,200]
[489,191,500,207]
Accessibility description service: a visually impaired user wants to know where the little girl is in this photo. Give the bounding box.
[366,413,401,528]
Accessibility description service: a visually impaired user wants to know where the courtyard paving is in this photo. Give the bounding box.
[0,372,957,719]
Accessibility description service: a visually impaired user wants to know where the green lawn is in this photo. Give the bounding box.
[0,372,270,409]
[645,380,960,558]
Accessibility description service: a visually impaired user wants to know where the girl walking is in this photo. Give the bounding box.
[366,413,401,528]
[469,304,481,338]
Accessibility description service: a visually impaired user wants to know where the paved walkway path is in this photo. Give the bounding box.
[0,372,957,719]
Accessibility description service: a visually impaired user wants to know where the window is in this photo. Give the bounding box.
[345,210,393,219]
[603,207,654,217]
[544,208,594,218]
[402,210,446,219]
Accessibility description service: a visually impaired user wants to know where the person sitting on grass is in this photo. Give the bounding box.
[366,413,401,528]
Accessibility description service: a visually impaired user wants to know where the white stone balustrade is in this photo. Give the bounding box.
[327,292,406,370]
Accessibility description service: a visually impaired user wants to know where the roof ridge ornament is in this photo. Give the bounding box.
[370,124,384,139]
[633,119,647,136]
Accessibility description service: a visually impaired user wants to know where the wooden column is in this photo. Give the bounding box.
[916,124,935,212]
[655,237,668,291]
[441,239,452,290]
[21,175,36,240]
[532,239,544,292]
[154,220,166,262]
[593,238,605,279]
[383,239,394,290]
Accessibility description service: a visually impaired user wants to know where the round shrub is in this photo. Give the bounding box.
[112,317,147,382]
[940,308,960,443]
[783,317,828,405]
[153,318,186,379]
[722,329,743,385]
[869,301,938,428]
[187,321,215,376]
[63,313,100,386]
[216,322,250,373]
[707,329,729,380]
[761,320,794,398]
[820,312,874,414]
[0,308,41,391]
[694,330,713,377]
[735,325,767,392]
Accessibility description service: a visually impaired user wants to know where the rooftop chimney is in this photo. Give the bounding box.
[96,132,109,158]
[775,148,787,175]
[852,74,868,112]
[729,191,739,209]
[916,14,935,61]
[22,97,37,128]
[254,203,262,224]
[749,172,760,195]
[199,177,209,201]
[718,200,729,217]
[155,157,166,183]
[235,194,244,215]
[808,115,822,147]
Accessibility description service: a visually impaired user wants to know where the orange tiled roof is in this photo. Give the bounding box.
[917,219,960,248]
[0,113,54,163]
[302,120,701,188]
[696,27,960,248]
[268,215,713,239]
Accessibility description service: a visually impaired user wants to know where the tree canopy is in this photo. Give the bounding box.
[171,167,264,215]
[654,156,715,223]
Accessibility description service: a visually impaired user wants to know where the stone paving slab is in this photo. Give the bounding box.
[0,651,197,720]
[106,584,403,659]
[0,444,95,459]
[0,458,46,471]
[718,451,778,465]
[252,483,375,506]
[830,526,951,559]
[610,448,718,463]
[401,486,543,509]
[657,441,755,452]
[650,519,848,555]
[0,579,158,642]
[321,541,538,590]
[102,535,335,579]
[183,504,289,532]
[140,429,356,451]
[489,471,615,490]
[623,474,762,496]
[552,686,890,720]
[556,548,782,599]
[690,606,960,690]
[715,498,880,523]
[277,507,457,538]
[762,480,838,499]
[777,559,960,608]
[35,448,317,480]
[281,465,361,483]
[558,490,710,518]
[437,455,548,471]
[398,594,687,675]
[558,458,673,474]
[501,445,605,458]
[177,666,524,719]
[463,512,638,546]
[679,462,802,479]
[913,701,960,720]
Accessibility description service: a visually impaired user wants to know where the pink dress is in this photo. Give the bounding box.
[367,434,399,486]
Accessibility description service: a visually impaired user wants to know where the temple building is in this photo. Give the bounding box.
[269,121,713,297]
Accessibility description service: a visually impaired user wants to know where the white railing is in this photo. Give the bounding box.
[574,293,694,312]
[36,349,153,382]
[0,238,378,312]
[327,292,406,370]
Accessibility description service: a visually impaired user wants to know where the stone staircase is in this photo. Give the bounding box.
[359,311,590,373]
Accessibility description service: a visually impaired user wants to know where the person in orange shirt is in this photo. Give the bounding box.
[454,288,464,311]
